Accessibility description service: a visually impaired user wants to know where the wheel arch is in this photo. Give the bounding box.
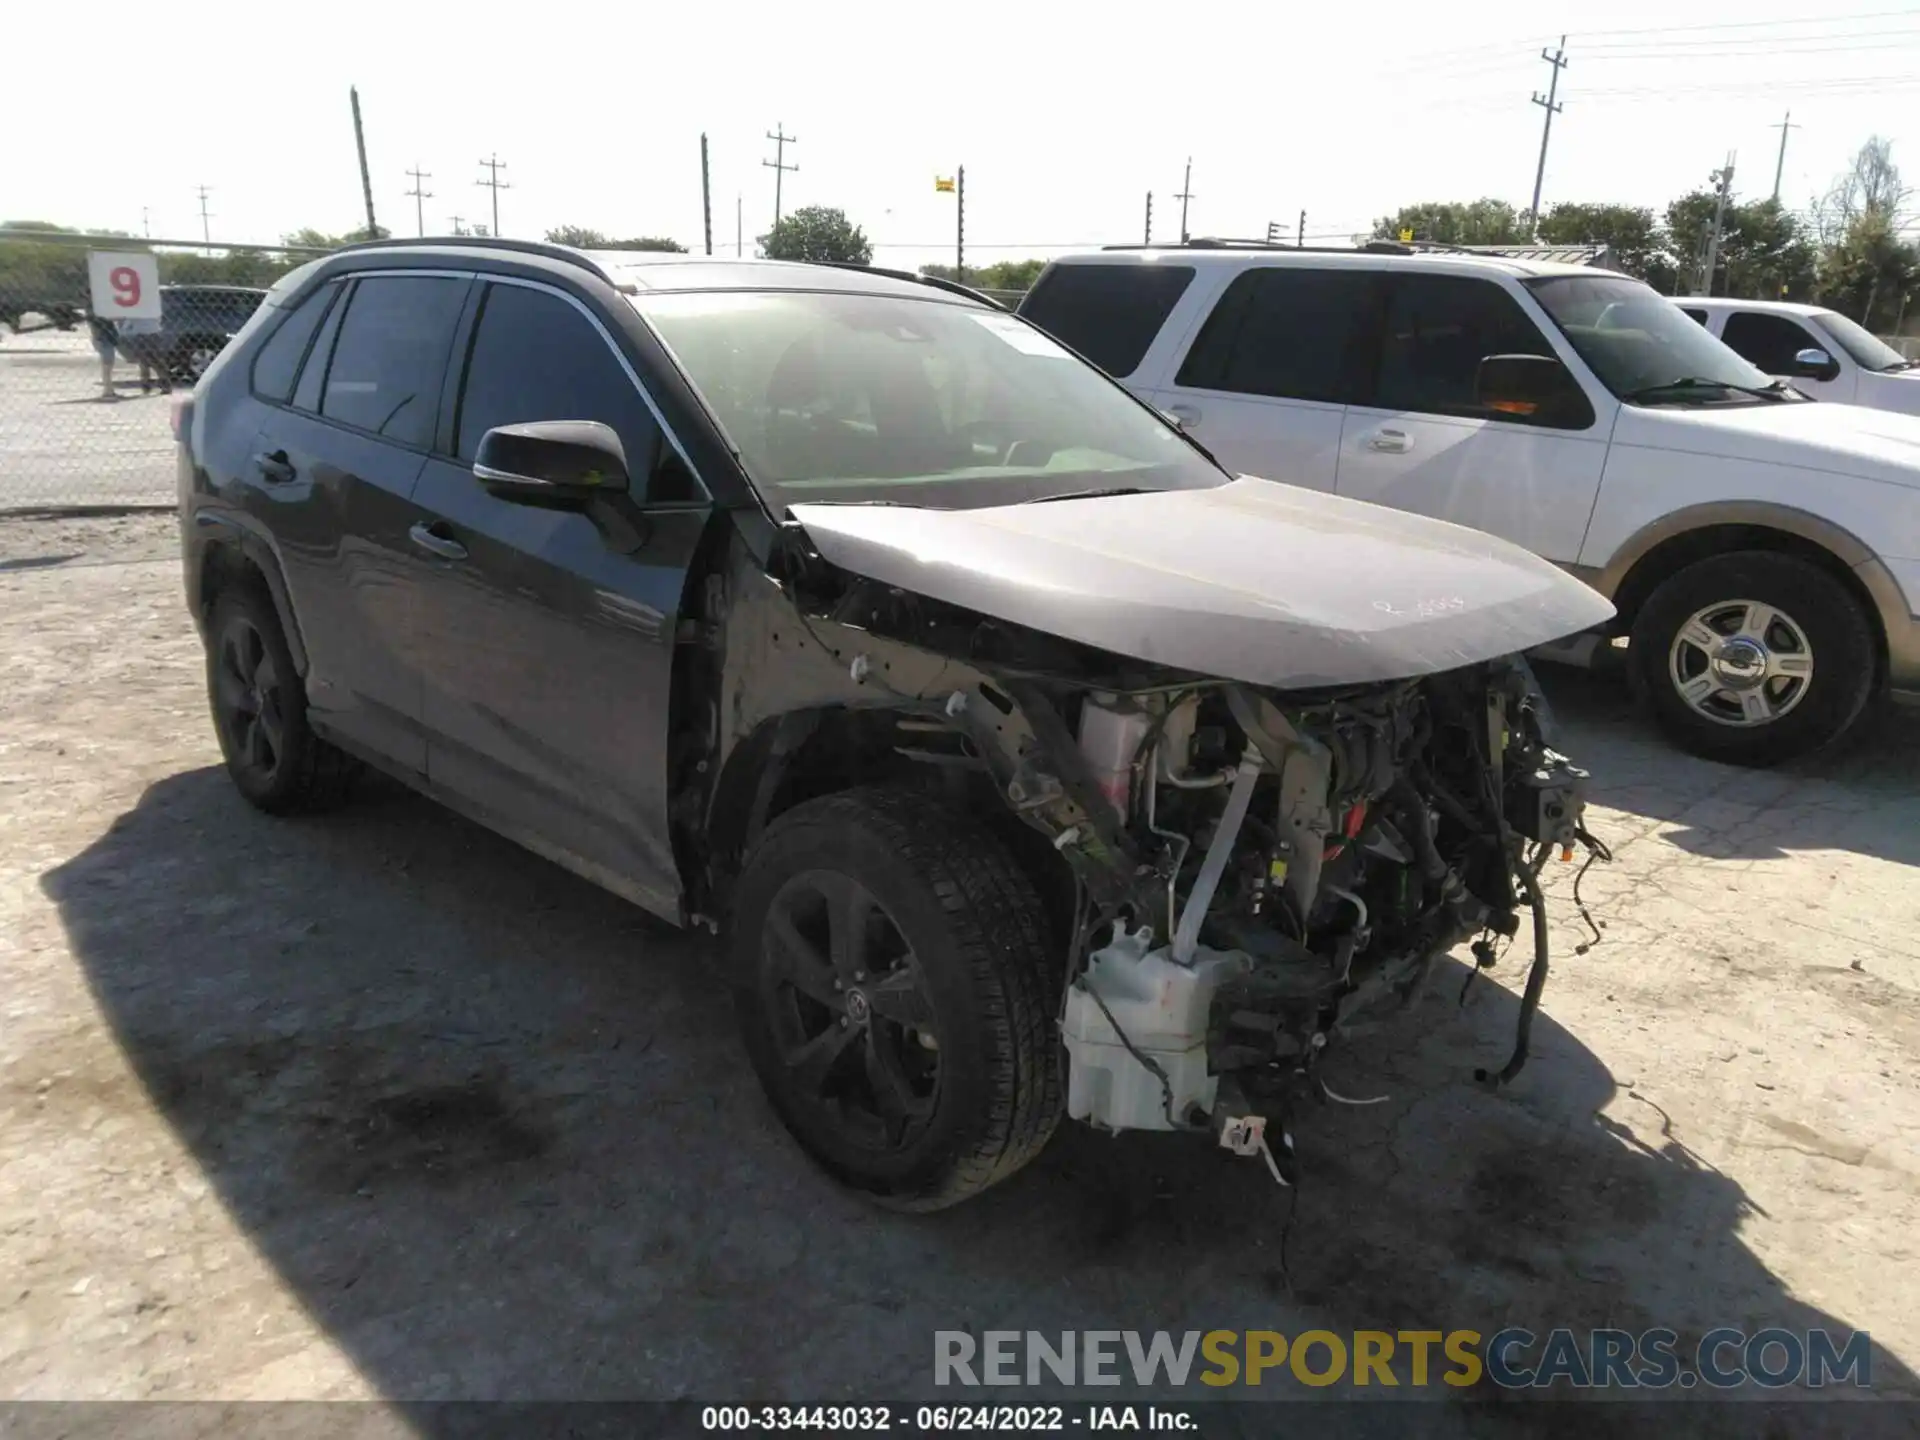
[1597,503,1888,676]
[192,523,310,677]
[699,704,1078,954]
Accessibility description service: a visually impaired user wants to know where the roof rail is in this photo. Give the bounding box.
[332,234,616,282]
[806,260,1010,310]
[1099,238,1394,258]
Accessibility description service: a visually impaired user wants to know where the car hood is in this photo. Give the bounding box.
[788,477,1615,688]
[1616,397,1920,487]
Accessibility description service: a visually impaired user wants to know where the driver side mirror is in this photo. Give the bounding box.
[1473,353,1586,424]
[473,420,632,509]
[1787,347,1841,382]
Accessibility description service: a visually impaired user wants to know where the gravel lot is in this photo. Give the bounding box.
[1,521,1915,1428]
[0,329,177,511]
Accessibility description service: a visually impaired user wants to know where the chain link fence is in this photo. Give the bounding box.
[0,231,326,514]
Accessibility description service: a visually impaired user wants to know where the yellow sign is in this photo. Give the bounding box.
[935,176,956,193]
[1398,228,1415,243]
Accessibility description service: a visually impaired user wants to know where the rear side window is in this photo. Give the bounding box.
[1018,263,1194,377]
[318,275,468,447]
[1371,274,1587,426]
[1680,308,1709,325]
[1721,311,1820,374]
[251,283,339,403]
[1175,267,1377,403]
[455,283,673,494]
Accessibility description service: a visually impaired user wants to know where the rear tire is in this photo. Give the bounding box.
[1631,551,1875,767]
[205,588,357,813]
[729,787,1063,1211]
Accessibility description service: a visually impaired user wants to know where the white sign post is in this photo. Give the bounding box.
[86,251,162,321]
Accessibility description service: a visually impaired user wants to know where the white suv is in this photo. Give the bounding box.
[1676,296,1920,414]
[1018,244,1920,765]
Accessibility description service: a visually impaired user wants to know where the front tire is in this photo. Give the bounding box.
[1631,551,1876,766]
[729,787,1063,1211]
[205,589,357,812]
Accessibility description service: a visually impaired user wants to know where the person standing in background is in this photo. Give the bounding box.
[117,310,168,393]
[87,312,119,400]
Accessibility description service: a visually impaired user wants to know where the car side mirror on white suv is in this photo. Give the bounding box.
[1472,353,1585,424]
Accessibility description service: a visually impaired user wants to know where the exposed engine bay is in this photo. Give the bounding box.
[1053,670,1595,1179]
[694,510,1609,1187]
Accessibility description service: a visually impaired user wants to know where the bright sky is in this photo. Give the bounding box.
[8,2,1919,270]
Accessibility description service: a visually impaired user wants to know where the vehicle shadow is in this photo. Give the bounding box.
[40,766,1916,1427]
[1534,661,1920,868]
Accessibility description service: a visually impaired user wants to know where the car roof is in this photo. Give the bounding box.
[161,283,267,295]
[1041,246,1602,282]
[1674,295,1829,318]
[322,237,985,306]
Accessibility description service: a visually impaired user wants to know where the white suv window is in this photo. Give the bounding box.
[1174,268,1375,403]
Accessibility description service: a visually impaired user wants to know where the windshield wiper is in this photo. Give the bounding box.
[1623,377,1790,404]
[1018,485,1156,505]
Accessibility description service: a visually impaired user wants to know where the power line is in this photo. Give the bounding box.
[405,164,432,238]
[476,153,509,237]
[1529,36,1568,240]
[763,123,798,230]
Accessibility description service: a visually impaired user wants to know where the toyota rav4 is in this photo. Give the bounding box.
[177,239,1607,1208]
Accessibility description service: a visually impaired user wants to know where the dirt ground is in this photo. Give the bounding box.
[1,515,1916,1426]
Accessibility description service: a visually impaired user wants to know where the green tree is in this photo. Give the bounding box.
[1535,202,1670,284]
[920,258,1045,291]
[546,226,685,252]
[1820,211,1920,331]
[1372,199,1528,246]
[762,206,871,265]
[1665,194,1816,299]
[280,225,387,251]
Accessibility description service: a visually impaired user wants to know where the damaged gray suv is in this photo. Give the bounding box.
[176,239,1612,1208]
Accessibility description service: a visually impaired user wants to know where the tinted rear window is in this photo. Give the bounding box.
[1018,263,1194,377]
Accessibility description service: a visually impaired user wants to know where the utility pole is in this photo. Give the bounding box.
[405,165,432,238]
[350,87,378,237]
[955,165,966,281]
[476,153,509,237]
[700,134,713,256]
[449,215,466,237]
[1175,158,1194,243]
[1771,111,1799,202]
[1297,209,1306,248]
[1528,36,1568,239]
[141,207,151,239]
[736,193,743,256]
[1144,191,1152,245]
[1704,156,1736,295]
[763,123,798,230]
[194,186,214,244]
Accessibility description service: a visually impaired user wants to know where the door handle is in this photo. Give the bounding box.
[1366,428,1413,454]
[409,521,469,562]
[253,450,296,483]
[1164,403,1202,429]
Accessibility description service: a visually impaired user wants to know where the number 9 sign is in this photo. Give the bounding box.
[87,250,162,320]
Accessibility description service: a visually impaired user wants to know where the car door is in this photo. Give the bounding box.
[409,276,714,917]
[240,270,470,772]
[1146,266,1380,491]
[1333,272,1608,564]
[1720,309,1856,402]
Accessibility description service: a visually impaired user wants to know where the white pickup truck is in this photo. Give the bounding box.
[1018,245,1920,766]
[1676,296,1920,414]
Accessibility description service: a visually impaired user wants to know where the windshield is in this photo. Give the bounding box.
[1812,310,1909,371]
[1524,275,1777,402]
[634,289,1226,512]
